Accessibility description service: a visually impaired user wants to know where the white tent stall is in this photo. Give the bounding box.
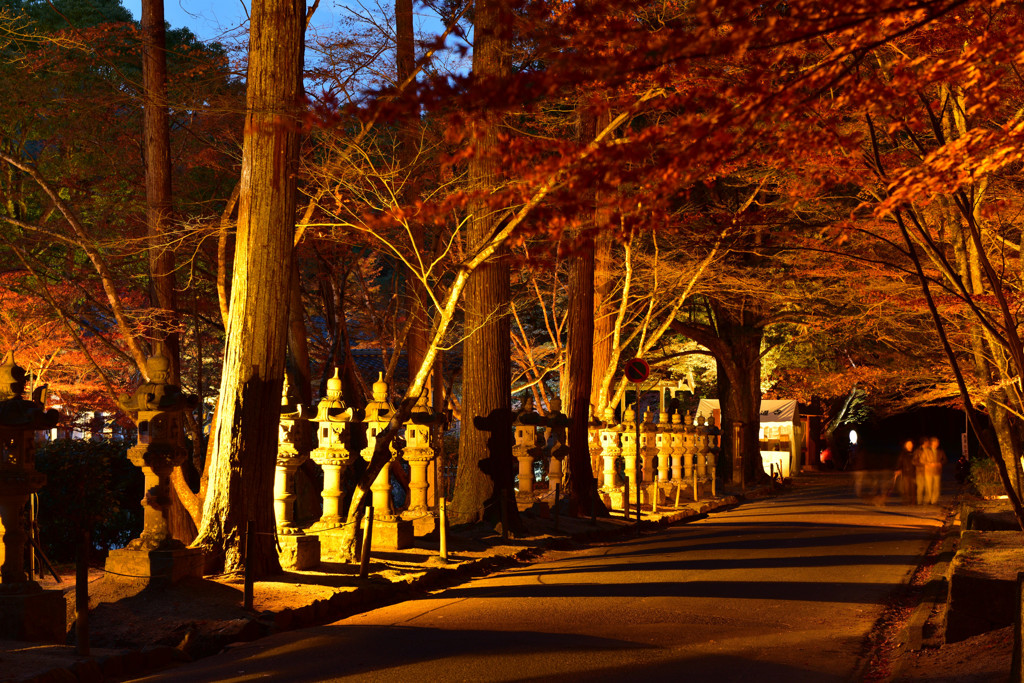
[695,399,802,478]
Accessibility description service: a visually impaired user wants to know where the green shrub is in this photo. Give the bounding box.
[34,439,143,562]
[967,456,1005,499]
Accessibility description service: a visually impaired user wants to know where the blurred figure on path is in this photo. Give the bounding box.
[913,437,946,504]
[922,437,946,504]
[897,439,917,504]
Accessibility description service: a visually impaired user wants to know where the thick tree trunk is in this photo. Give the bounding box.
[565,237,599,512]
[143,0,194,544]
[450,0,515,527]
[714,306,764,484]
[590,234,614,411]
[192,0,304,576]
[142,0,178,381]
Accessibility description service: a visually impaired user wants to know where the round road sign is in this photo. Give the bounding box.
[623,357,650,384]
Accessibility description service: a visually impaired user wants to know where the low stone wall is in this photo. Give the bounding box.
[946,529,1024,642]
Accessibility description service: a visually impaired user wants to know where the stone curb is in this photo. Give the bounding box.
[879,504,960,683]
[9,489,765,683]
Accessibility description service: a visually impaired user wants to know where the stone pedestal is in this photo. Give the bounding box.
[317,529,349,563]
[370,517,414,551]
[105,546,204,585]
[277,534,320,571]
[513,397,544,502]
[0,584,66,642]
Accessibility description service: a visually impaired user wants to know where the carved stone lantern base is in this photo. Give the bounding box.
[278,534,320,571]
[0,582,65,641]
[104,546,204,587]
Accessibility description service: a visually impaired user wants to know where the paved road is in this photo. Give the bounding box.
[136,474,948,682]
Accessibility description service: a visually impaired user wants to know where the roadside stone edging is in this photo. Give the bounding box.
[11,490,759,683]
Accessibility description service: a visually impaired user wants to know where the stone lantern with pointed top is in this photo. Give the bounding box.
[695,414,710,479]
[670,411,685,483]
[402,389,441,527]
[588,406,603,488]
[309,369,356,562]
[513,396,544,503]
[361,373,412,550]
[682,411,697,480]
[598,406,622,493]
[274,375,319,569]
[105,354,203,586]
[620,404,638,505]
[656,408,673,484]
[0,356,63,641]
[545,397,570,489]
[639,407,658,485]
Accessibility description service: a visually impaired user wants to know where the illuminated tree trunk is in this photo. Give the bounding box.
[565,237,598,511]
[193,0,305,575]
[450,0,514,526]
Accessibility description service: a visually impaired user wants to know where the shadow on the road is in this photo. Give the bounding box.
[600,527,931,556]
[503,552,923,579]
[134,625,655,683]
[424,578,893,604]
[515,651,850,683]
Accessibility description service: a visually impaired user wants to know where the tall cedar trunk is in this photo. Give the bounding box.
[450,0,514,526]
[565,238,598,511]
[142,0,178,381]
[590,233,614,411]
[143,0,194,544]
[714,307,764,484]
[397,0,439,409]
[192,0,304,575]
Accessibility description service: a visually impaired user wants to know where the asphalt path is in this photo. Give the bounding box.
[135,473,948,682]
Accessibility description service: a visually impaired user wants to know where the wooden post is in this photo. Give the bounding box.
[359,506,374,579]
[623,475,630,519]
[1013,571,1024,682]
[553,483,560,532]
[75,529,89,656]
[243,520,255,611]
[439,497,448,563]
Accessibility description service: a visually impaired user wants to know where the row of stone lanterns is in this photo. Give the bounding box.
[275,370,444,567]
[511,396,570,505]
[593,404,720,508]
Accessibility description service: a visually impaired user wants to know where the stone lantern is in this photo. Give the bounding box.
[620,404,638,506]
[402,389,441,530]
[106,354,203,585]
[513,396,544,503]
[274,376,319,570]
[597,406,622,494]
[361,373,412,550]
[309,368,355,562]
[0,357,63,641]
[670,411,685,483]
[695,414,710,479]
[656,408,673,484]
[588,406,603,488]
[682,411,697,480]
[545,397,570,489]
[639,407,657,485]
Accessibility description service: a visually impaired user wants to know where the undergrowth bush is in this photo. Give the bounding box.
[967,456,1005,499]
[34,439,143,563]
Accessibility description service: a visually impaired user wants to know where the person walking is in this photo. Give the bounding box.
[920,436,946,504]
[912,439,928,505]
[897,439,917,504]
